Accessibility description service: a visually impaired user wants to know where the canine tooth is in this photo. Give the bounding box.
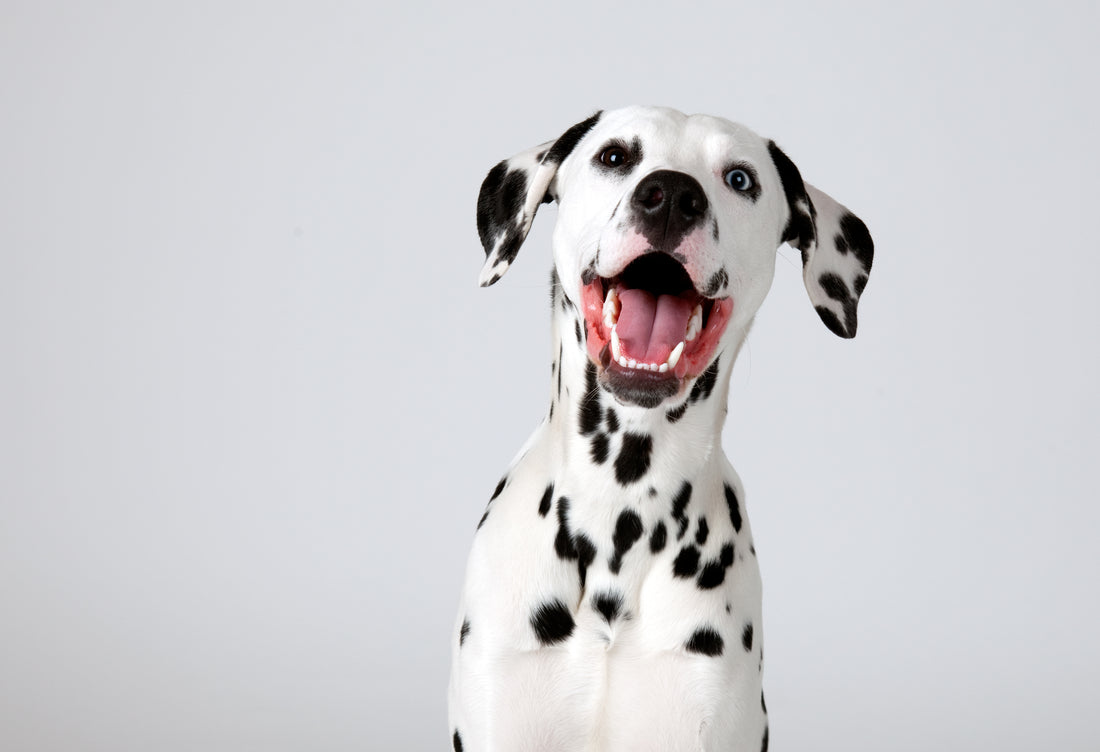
[686,304,703,342]
[603,288,620,328]
[611,326,622,360]
[667,341,685,369]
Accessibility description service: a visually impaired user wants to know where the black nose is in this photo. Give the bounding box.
[631,170,709,250]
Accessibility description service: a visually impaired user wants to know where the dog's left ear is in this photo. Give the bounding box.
[768,141,874,338]
[476,112,602,287]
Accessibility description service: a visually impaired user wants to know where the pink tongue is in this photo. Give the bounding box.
[617,289,694,364]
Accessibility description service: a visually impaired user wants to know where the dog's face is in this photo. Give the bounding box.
[477,106,873,408]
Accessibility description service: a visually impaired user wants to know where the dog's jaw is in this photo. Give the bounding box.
[577,257,735,409]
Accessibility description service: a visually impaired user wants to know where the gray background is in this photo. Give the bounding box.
[2,1,1098,750]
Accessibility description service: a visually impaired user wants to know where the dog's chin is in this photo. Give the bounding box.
[598,351,682,408]
[581,252,733,410]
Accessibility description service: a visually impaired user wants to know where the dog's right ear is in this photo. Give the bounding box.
[476,112,602,287]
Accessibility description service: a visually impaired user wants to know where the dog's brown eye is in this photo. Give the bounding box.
[600,147,628,167]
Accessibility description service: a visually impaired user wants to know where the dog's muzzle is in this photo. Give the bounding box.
[581,252,732,408]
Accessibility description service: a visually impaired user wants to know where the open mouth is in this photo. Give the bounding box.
[581,253,733,407]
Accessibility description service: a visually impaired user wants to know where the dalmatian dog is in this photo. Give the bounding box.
[449,106,873,752]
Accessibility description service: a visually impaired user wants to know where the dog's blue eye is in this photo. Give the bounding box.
[724,169,753,192]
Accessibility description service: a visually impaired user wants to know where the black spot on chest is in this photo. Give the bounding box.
[673,545,701,577]
[531,599,575,645]
[665,401,689,423]
[614,432,653,485]
[696,542,735,589]
[671,481,692,539]
[685,626,724,656]
[742,621,754,652]
[590,433,610,464]
[694,516,709,545]
[593,590,624,624]
[609,509,643,573]
[649,520,668,553]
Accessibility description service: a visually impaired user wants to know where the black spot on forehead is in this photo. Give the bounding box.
[649,520,667,553]
[673,545,701,578]
[543,111,603,165]
[538,483,554,517]
[742,621,754,652]
[609,509,643,573]
[685,626,724,656]
[724,483,743,533]
[593,590,624,624]
[531,599,575,645]
[614,432,653,485]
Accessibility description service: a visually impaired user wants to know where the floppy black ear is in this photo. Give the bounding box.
[476,112,602,287]
[768,141,874,338]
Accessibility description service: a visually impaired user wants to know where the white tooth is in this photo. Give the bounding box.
[611,326,622,360]
[659,363,669,373]
[667,341,685,370]
[628,358,637,369]
[618,355,629,367]
[602,288,620,328]
[685,304,703,342]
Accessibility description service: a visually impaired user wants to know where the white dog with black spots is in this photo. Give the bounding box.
[449,106,873,752]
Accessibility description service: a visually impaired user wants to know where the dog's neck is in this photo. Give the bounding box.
[543,282,737,498]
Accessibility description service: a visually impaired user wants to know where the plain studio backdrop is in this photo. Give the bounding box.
[2,1,1098,750]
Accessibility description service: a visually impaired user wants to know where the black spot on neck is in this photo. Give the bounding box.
[614,432,653,485]
[578,362,602,435]
[666,401,689,423]
[742,621,754,652]
[604,408,619,434]
[590,433,610,464]
[538,483,555,517]
[689,357,720,403]
[671,481,692,539]
[724,483,743,533]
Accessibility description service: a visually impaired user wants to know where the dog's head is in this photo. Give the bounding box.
[477,106,873,408]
